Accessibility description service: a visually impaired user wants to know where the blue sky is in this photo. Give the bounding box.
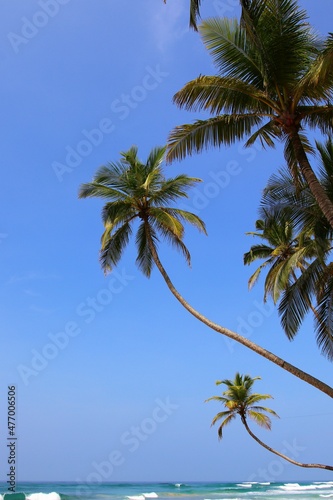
[0,0,333,484]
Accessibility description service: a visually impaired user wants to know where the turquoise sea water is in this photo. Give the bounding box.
[1,482,333,500]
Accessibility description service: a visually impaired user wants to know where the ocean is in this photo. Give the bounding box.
[1,481,333,500]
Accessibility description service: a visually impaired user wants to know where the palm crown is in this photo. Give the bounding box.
[206,373,278,439]
[167,0,333,227]
[78,146,207,276]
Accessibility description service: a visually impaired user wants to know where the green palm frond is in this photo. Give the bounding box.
[302,108,333,135]
[301,33,333,90]
[278,257,320,339]
[199,18,264,87]
[101,201,137,225]
[217,413,236,440]
[146,146,166,171]
[78,182,126,201]
[246,393,274,405]
[247,410,272,430]
[149,175,203,205]
[244,120,281,148]
[189,0,201,31]
[162,208,207,234]
[152,218,192,266]
[256,0,316,87]
[244,244,274,265]
[173,75,274,115]
[135,222,158,278]
[150,207,185,239]
[314,271,333,360]
[100,222,133,274]
[167,114,263,163]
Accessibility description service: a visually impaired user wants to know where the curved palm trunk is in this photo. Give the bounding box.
[290,129,333,230]
[144,227,333,398]
[241,416,333,471]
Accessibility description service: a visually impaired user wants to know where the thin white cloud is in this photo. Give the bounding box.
[23,289,41,297]
[7,272,61,285]
[150,0,189,52]
[28,304,56,315]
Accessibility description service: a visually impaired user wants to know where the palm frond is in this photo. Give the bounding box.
[173,75,274,115]
[247,410,272,430]
[314,271,333,360]
[162,208,207,234]
[300,33,333,92]
[100,222,133,275]
[244,244,274,265]
[135,222,158,277]
[244,120,281,148]
[189,0,201,31]
[101,201,136,225]
[78,182,126,201]
[149,175,203,205]
[278,278,313,340]
[167,114,263,163]
[213,412,236,440]
[199,17,265,87]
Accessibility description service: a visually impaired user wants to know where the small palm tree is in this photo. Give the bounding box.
[244,214,316,303]
[78,145,333,398]
[166,0,333,229]
[206,373,333,470]
[245,140,333,358]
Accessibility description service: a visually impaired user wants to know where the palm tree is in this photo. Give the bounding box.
[166,0,333,229]
[206,373,333,470]
[79,145,333,398]
[244,214,316,303]
[245,141,333,358]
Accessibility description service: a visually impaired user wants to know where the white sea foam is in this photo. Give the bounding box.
[236,483,252,488]
[174,485,182,488]
[320,495,333,498]
[280,482,333,492]
[127,496,145,500]
[27,494,61,500]
[143,493,158,498]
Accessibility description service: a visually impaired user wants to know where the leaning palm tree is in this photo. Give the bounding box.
[206,373,333,470]
[245,140,333,358]
[166,0,333,229]
[79,145,333,398]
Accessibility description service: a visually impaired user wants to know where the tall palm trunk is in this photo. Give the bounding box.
[145,225,333,398]
[290,130,333,230]
[241,415,333,471]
